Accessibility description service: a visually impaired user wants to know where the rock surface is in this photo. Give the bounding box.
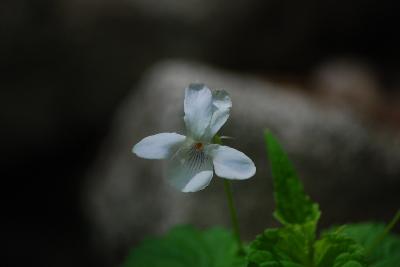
[84,60,400,263]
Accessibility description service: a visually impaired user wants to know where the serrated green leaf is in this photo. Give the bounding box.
[122,225,246,267]
[337,223,400,267]
[264,131,320,227]
[248,132,323,267]
[313,229,366,267]
[247,222,317,267]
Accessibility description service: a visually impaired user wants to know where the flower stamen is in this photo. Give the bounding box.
[194,142,204,151]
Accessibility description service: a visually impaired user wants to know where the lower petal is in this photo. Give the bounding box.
[166,144,214,192]
[208,145,256,180]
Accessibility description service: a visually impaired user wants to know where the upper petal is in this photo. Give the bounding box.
[207,145,256,180]
[132,133,186,159]
[184,83,213,140]
[204,90,232,140]
[166,142,214,192]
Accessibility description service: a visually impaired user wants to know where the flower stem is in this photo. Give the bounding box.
[223,179,244,254]
[214,134,244,253]
[366,209,400,257]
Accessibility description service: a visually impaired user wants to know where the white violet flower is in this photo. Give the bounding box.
[132,83,256,192]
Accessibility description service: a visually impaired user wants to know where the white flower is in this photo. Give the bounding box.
[132,83,256,192]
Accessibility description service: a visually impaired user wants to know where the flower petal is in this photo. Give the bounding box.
[184,83,213,140]
[132,133,186,159]
[166,143,213,192]
[204,90,232,140]
[208,145,256,180]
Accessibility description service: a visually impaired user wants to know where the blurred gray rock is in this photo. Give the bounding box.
[311,59,382,118]
[83,60,400,263]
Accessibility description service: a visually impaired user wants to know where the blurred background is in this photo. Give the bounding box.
[2,0,400,266]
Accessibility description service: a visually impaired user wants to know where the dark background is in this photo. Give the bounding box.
[2,0,399,266]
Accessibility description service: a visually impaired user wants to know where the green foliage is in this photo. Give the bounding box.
[247,223,316,266]
[313,229,365,267]
[333,223,400,267]
[247,132,368,267]
[264,131,320,227]
[121,225,246,267]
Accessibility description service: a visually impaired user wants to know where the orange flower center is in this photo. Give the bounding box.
[194,142,204,151]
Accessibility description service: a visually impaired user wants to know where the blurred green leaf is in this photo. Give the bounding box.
[264,131,320,227]
[121,225,246,267]
[313,229,365,267]
[338,223,400,267]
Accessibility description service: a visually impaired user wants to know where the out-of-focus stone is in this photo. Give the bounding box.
[84,60,400,263]
[312,59,382,118]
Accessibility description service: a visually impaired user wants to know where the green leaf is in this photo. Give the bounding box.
[121,225,246,267]
[313,229,365,267]
[247,222,316,267]
[337,223,400,267]
[248,132,322,267]
[264,131,320,227]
